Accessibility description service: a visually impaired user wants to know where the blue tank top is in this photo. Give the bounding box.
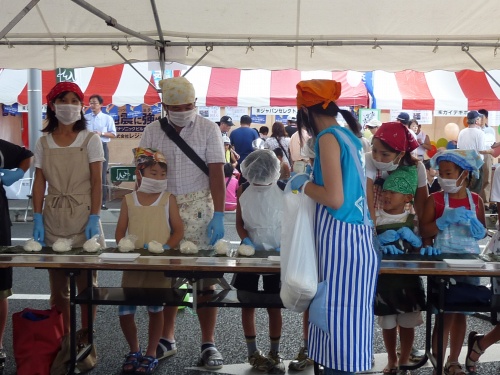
[313,126,365,225]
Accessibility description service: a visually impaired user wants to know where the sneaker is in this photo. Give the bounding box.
[409,346,425,363]
[156,338,177,360]
[101,205,108,210]
[397,346,425,363]
[267,350,286,374]
[248,350,274,372]
[288,346,313,371]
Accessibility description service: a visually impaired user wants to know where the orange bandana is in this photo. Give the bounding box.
[133,147,167,169]
[296,80,342,109]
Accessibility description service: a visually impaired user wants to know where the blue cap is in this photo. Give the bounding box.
[397,112,410,124]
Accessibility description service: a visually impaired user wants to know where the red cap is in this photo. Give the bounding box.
[46,82,84,103]
[374,122,419,152]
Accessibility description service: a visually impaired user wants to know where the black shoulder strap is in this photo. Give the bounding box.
[275,137,290,164]
[159,117,209,176]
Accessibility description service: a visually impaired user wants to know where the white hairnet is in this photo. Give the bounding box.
[241,149,280,185]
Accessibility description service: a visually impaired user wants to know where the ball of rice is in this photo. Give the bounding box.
[180,241,198,254]
[147,240,164,254]
[214,239,230,255]
[23,239,42,252]
[238,244,255,256]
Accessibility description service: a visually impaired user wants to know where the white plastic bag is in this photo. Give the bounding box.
[280,179,317,312]
[484,230,500,255]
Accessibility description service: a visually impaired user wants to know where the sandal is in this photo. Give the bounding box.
[196,346,224,370]
[383,367,398,375]
[444,359,466,375]
[466,331,485,374]
[122,350,142,374]
[135,355,158,374]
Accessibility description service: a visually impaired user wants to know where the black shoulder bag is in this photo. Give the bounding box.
[159,117,209,176]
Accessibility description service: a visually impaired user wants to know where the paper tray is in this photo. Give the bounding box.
[443,259,485,269]
[99,253,140,262]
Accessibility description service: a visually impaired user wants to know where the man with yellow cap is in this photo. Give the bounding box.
[139,76,226,370]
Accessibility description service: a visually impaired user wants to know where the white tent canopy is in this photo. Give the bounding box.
[2,0,500,71]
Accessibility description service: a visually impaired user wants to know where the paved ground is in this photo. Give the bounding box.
[3,198,500,374]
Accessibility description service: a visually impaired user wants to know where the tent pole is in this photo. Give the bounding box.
[111,46,158,92]
[182,46,213,77]
[70,0,160,47]
[462,45,500,90]
[150,0,164,44]
[27,69,42,178]
[0,0,40,40]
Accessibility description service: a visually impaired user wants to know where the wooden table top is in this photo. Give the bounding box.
[0,252,500,276]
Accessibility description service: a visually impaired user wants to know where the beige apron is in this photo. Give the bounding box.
[121,192,172,288]
[41,133,94,247]
[41,133,99,310]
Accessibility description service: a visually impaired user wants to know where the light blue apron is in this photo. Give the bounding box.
[434,189,479,254]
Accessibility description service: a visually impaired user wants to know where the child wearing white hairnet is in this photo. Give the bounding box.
[233,149,286,373]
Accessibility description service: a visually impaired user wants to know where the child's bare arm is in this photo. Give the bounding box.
[477,195,487,227]
[115,198,129,243]
[236,186,249,240]
[366,178,376,226]
[167,194,184,248]
[418,195,437,246]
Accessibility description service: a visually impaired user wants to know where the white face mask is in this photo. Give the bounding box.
[168,109,196,128]
[137,176,168,194]
[372,153,402,172]
[437,171,466,194]
[54,104,82,125]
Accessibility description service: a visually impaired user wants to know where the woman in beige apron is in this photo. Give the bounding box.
[32,82,104,337]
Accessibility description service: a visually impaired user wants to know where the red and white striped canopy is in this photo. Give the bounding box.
[185,67,368,107]
[0,63,160,106]
[0,64,368,108]
[371,70,500,111]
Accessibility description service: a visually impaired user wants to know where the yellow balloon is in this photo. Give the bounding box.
[444,123,460,141]
[430,140,437,147]
[436,138,448,148]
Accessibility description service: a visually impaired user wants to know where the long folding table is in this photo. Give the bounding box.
[0,251,499,375]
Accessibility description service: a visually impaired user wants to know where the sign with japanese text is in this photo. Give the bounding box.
[252,107,297,116]
[2,104,18,116]
[359,108,380,127]
[250,115,267,124]
[433,110,468,117]
[225,106,248,120]
[56,68,76,83]
[197,106,220,122]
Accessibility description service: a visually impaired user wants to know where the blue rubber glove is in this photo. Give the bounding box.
[33,213,45,246]
[289,173,310,191]
[207,212,224,246]
[241,237,255,247]
[144,243,171,250]
[469,217,486,240]
[85,215,100,240]
[0,168,24,187]
[420,246,441,256]
[397,227,422,247]
[377,230,399,245]
[305,164,313,175]
[436,207,472,230]
[381,244,404,255]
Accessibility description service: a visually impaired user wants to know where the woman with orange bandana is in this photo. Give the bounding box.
[289,80,378,375]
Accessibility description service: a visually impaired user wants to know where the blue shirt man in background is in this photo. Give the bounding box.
[85,94,117,210]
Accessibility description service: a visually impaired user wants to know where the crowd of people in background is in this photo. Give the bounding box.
[2,76,500,375]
